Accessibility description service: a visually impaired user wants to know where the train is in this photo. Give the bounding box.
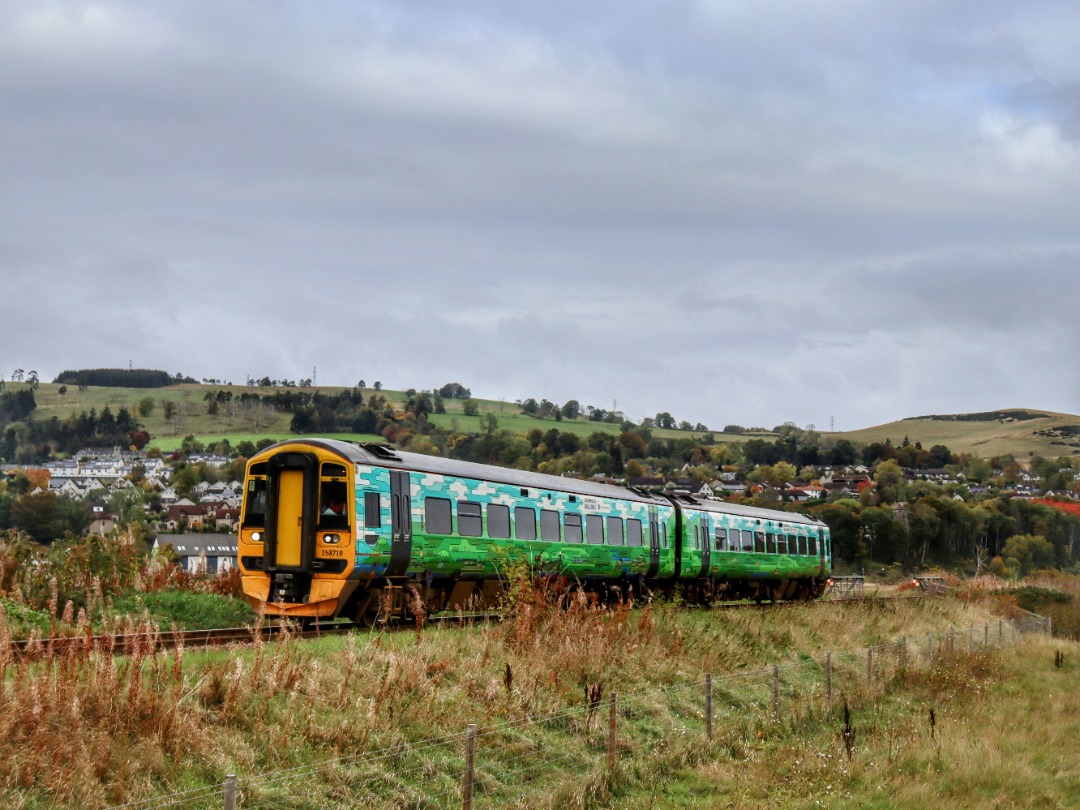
[237,439,833,622]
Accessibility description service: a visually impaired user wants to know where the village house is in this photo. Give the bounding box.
[152,533,237,574]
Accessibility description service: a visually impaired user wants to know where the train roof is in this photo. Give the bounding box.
[259,438,671,506]
[255,438,826,528]
[672,494,827,528]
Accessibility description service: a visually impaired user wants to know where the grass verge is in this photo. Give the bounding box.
[0,593,1063,808]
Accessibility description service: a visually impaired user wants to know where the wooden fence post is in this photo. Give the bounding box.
[463,724,476,810]
[705,674,713,741]
[826,652,832,706]
[223,774,236,810]
[609,692,617,777]
[772,665,780,721]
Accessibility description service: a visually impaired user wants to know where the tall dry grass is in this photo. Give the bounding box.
[0,584,1023,808]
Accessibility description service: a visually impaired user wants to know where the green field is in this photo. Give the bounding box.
[13,382,1080,459]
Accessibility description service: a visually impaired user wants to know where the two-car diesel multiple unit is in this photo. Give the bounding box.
[237,439,832,622]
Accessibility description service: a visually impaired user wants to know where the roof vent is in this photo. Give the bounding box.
[359,443,402,461]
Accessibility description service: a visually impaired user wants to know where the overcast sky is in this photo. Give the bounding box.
[2,1,1078,432]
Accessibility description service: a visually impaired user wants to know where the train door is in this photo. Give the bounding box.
[387,470,412,576]
[699,513,711,577]
[646,506,660,577]
[274,468,305,566]
[263,451,319,601]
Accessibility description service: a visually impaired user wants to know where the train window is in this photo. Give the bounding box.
[242,477,267,527]
[537,509,557,542]
[586,514,604,545]
[607,516,624,546]
[540,509,561,542]
[487,504,511,539]
[364,491,381,529]
[662,521,669,548]
[458,501,482,537]
[514,506,536,541]
[790,534,801,555]
[627,518,643,547]
[754,531,766,553]
[808,536,817,556]
[322,462,348,478]
[714,527,727,552]
[319,479,350,529]
[742,530,755,552]
[565,514,583,544]
[426,498,451,535]
[774,534,787,555]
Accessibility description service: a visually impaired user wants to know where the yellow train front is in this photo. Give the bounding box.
[237,441,361,618]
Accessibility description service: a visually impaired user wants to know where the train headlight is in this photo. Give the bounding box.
[251,531,262,542]
[322,533,341,545]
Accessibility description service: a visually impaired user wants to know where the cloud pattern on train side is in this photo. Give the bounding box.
[1,1,1078,430]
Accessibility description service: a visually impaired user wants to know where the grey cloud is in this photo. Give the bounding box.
[2,1,1079,429]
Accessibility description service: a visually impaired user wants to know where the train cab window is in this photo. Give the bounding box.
[318,478,350,530]
[714,527,727,552]
[487,504,511,539]
[514,506,536,541]
[607,516,624,546]
[242,474,268,528]
[627,518,643,547]
[458,501,483,537]
[586,514,604,545]
[774,534,787,555]
[364,492,381,529]
[754,531,766,554]
[540,509,561,542]
[565,514,583,544]
[426,497,452,535]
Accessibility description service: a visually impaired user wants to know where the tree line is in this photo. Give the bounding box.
[54,368,197,388]
[1,390,147,464]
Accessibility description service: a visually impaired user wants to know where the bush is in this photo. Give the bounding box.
[110,590,255,630]
[0,598,51,635]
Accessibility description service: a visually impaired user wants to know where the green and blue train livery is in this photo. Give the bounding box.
[238,439,831,621]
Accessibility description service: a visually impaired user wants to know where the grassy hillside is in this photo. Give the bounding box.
[14,382,1079,459]
[828,409,1080,460]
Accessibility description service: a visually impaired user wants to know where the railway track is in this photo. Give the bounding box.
[5,620,354,661]
[5,591,927,660]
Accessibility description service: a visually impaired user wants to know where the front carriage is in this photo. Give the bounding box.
[238,439,676,622]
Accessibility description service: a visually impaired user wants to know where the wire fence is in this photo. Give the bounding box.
[113,614,1050,809]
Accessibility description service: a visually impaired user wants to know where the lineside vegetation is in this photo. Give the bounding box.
[1,570,1073,808]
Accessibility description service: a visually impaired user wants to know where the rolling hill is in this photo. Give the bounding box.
[12,383,1080,460]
